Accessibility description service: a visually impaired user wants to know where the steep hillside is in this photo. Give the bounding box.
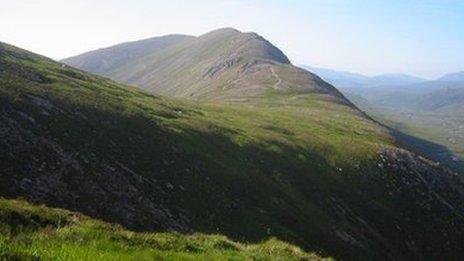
[3,42,464,260]
[63,28,346,102]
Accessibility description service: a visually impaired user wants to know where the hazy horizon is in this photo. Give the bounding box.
[1,0,463,79]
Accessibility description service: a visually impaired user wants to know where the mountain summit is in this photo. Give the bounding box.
[63,28,344,102]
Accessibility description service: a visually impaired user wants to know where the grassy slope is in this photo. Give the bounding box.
[3,42,464,259]
[0,198,326,260]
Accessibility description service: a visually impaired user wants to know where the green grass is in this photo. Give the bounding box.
[0,198,327,260]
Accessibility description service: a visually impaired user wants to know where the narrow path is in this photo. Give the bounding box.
[270,67,282,89]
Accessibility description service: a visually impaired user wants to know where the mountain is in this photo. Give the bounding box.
[438,71,464,83]
[63,29,346,102]
[300,65,425,89]
[4,35,464,259]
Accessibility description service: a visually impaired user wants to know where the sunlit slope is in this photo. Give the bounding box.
[3,42,464,259]
[63,28,348,103]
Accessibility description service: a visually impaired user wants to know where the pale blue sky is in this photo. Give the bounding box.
[0,0,463,78]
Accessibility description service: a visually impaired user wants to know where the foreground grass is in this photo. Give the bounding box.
[0,198,327,260]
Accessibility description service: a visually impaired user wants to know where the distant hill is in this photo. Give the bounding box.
[4,39,464,259]
[438,71,464,83]
[63,29,346,102]
[300,65,426,89]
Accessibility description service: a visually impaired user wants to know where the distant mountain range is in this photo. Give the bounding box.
[300,65,463,90]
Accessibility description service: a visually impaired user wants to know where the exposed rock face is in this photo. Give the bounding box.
[0,102,190,232]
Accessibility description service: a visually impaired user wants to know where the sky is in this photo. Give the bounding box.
[0,0,463,79]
